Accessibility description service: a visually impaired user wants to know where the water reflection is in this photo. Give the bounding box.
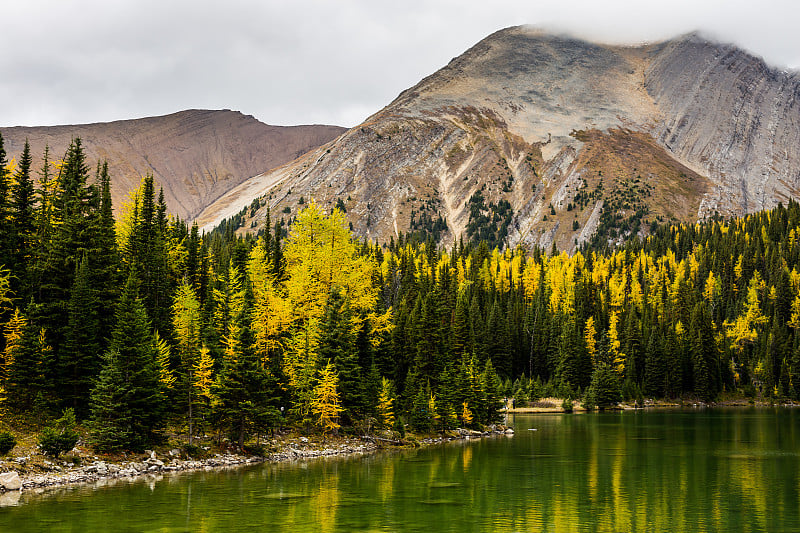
[2,409,798,532]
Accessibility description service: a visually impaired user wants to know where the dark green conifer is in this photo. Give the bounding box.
[643,332,666,397]
[90,273,165,451]
[690,302,718,402]
[10,140,35,299]
[318,288,363,424]
[61,256,101,417]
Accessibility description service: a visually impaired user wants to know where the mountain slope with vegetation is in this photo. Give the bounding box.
[198,28,800,252]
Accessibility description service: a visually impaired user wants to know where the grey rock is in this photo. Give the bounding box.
[0,472,22,491]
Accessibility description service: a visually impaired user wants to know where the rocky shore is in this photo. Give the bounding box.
[0,425,514,498]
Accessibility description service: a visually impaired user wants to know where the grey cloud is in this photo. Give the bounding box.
[1,0,798,128]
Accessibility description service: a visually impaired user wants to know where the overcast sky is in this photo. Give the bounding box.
[1,0,798,128]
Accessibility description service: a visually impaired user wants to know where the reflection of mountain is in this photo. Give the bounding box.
[2,109,345,221]
[198,28,800,251]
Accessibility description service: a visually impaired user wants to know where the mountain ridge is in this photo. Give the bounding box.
[2,109,346,221]
[196,27,800,250]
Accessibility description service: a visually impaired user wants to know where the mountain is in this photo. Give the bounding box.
[196,27,800,251]
[1,110,346,221]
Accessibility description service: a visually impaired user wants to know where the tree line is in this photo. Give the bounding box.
[1,132,799,452]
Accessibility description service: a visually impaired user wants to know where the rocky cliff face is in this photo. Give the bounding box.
[191,28,800,250]
[2,110,346,221]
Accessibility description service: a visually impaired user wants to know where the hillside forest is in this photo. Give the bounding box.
[1,134,799,452]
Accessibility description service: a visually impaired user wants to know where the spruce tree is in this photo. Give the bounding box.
[61,255,101,417]
[482,359,503,424]
[10,140,35,299]
[90,273,165,451]
[643,332,666,398]
[213,320,278,449]
[318,288,363,425]
[0,133,11,272]
[690,302,718,402]
[585,362,622,410]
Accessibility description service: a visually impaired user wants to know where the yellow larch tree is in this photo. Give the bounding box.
[2,308,25,383]
[376,377,395,429]
[584,316,598,363]
[726,274,768,352]
[312,361,342,442]
[608,311,625,375]
[153,331,176,390]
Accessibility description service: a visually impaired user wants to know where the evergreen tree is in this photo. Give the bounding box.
[585,362,621,410]
[36,139,99,375]
[10,140,35,299]
[5,303,51,413]
[0,133,11,273]
[690,302,718,402]
[213,305,279,449]
[90,273,165,451]
[482,359,503,424]
[317,287,363,424]
[643,332,666,398]
[61,255,101,417]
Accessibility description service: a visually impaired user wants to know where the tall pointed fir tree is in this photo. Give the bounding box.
[10,139,35,300]
[0,133,11,273]
[124,175,171,337]
[213,278,279,450]
[61,255,101,417]
[90,272,165,451]
[690,302,718,402]
[318,287,363,425]
[36,139,102,388]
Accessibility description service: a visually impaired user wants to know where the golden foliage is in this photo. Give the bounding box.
[312,361,342,437]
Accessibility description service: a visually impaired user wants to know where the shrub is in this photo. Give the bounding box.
[39,408,79,457]
[183,443,201,458]
[0,432,16,455]
[561,398,574,413]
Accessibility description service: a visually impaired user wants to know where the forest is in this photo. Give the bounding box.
[1,133,799,452]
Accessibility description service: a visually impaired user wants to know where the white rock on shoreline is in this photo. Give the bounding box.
[2,429,513,495]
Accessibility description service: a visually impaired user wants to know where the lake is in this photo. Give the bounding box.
[2,408,799,532]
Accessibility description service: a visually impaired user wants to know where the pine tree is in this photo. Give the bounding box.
[90,273,165,451]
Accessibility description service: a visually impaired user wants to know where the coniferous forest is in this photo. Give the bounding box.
[1,133,800,452]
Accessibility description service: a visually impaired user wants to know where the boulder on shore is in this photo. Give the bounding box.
[0,472,21,491]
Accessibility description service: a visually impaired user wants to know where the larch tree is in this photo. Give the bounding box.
[172,280,202,443]
[312,361,342,442]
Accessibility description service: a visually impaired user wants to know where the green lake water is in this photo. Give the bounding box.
[2,408,799,532]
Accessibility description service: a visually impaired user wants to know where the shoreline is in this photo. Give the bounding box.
[0,426,514,501]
